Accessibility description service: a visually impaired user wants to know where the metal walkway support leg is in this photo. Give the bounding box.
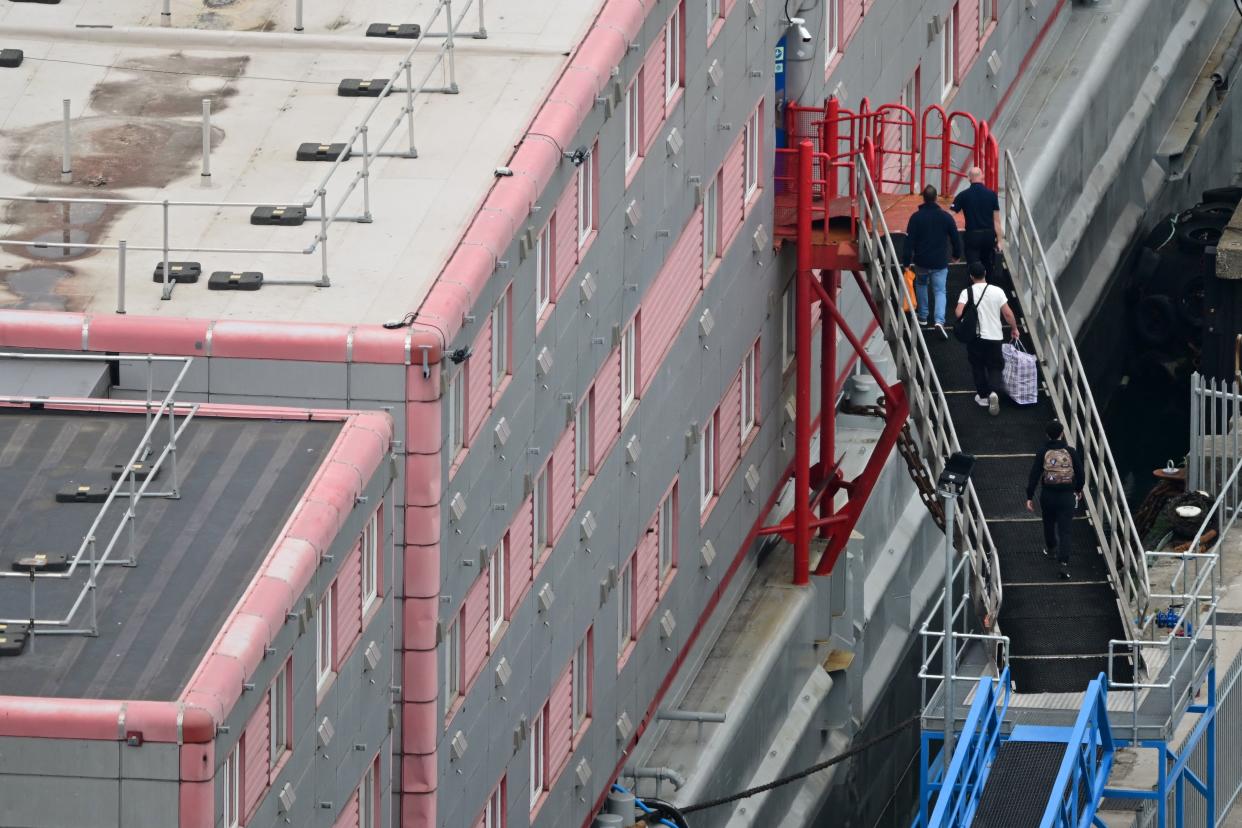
[819,267,838,536]
[793,139,814,585]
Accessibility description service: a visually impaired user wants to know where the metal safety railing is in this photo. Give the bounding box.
[0,353,198,643]
[1106,454,1228,743]
[1042,673,1116,827]
[0,0,481,305]
[922,668,1011,827]
[855,155,1004,626]
[1189,371,1242,499]
[1002,149,1150,637]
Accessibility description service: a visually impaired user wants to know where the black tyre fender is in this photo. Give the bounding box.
[1202,186,1242,206]
[1134,294,1177,347]
[1188,202,1235,225]
[1132,247,1161,291]
[1177,274,1205,329]
[1176,218,1224,254]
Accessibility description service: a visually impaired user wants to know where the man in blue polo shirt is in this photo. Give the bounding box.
[901,185,962,340]
[951,166,1004,283]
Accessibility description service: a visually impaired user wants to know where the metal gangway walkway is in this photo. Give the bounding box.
[771,95,1220,827]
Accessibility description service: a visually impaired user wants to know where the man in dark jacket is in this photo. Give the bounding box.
[951,167,1003,283]
[1025,420,1085,579]
[902,185,962,340]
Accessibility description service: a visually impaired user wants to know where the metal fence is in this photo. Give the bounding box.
[1189,373,1242,506]
[1002,150,1150,637]
[0,0,482,306]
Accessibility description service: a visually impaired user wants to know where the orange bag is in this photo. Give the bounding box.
[903,268,918,313]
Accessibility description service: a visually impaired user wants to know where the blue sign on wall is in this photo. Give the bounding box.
[775,35,787,148]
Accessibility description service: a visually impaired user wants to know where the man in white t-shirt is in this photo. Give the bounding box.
[955,262,1019,415]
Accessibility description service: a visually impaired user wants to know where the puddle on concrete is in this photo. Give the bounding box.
[0,266,74,310]
[25,229,92,261]
[89,54,248,118]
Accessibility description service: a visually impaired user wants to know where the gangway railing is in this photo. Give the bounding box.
[923,668,1011,827]
[0,0,480,300]
[1002,150,1150,637]
[855,155,1003,626]
[1042,673,1116,828]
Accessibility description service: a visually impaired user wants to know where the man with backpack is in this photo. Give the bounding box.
[955,262,1019,415]
[902,185,962,340]
[1026,420,1085,579]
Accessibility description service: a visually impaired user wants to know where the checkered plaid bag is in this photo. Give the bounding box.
[1002,341,1038,405]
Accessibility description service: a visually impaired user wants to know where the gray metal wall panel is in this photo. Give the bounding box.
[0,775,119,828]
[208,358,348,400]
[117,355,209,395]
[120,778,179,828]
[0,735,118,778]
[119,741,180,781]
[348,364,407,403]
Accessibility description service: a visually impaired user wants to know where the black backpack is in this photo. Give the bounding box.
[954,284,990,344]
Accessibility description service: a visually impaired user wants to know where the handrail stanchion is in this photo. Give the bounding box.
[360,126,373,223]
[445,0,459,93]
[793,139,814,586]
[160,200,171,300]
[318,190,331,287]
[116,240,126,315]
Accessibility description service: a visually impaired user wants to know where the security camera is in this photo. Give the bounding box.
[564,146,589,167]
[790,16,813,43]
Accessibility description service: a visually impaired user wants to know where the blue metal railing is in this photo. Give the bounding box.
[925,668,1011,827]
[1040,673,1115,828]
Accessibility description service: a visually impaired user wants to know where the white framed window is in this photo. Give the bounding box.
[703,173,720,272]
[315,586,334,689]
[443,613,461,705]
[223,744,240,828]
[620,320,637,415]
[699,414,716,512]
[825,0,840,66]
[447,370,465,455]
[624,78,640,170]
[781,285,796,369]
[489,535,508,637]
[617,560,634,652]
[658,487,676,580]
[269,660,290,769]
[979,0,995,38]
[535,223,551,317]
[708,0,721,23]
[941,5,956,99]
[741,344,757,441]
[491,289,510,392]
[362,510,380,611]
[571,630,592,734]
[533,465,549,560]
[664,4,682,101]
[484,779,506,828]
[744,109,760,199]
[529,707,546,809]
[577,152,595,246]
[359,760,377,828]
[575,391,593,489]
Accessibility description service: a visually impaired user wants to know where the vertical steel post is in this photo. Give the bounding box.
[476,0,488,38]
[61,100,72,182]
[941,489,957,770]
[116,240,126,315]
[793,140,814,586]
[826,97,840,201]
[87,535,98,636]
[360,126,373,222]
[445,0,459,93]
[27,571,35,653]
[126,467,137,565]
[201,99,212,179]
[318,190,331,287]
[145,354,153,436]
[161,201,171,300]
[294,0,304,31]
[161,0,171,26]
[404,61,418,157]
[819,268,837,537]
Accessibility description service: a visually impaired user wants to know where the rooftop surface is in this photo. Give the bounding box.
[0,407,340,700]
[0,0,600,322]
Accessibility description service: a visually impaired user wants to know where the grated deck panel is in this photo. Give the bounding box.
[991,519,1110,584]
[1009,656,1133,695]
[971,740,1067,828]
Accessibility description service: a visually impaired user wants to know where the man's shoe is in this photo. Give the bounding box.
[918,318,929,328]
[987,392,1000,416]
[1059,566,1072,581]
[1042,547,1052,557]
[935,323,948,341]
[975,395,990,407]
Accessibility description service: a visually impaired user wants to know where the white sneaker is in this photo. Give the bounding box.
[935,323,948,341]
[988,392,1000,415]
[975,395,990,407]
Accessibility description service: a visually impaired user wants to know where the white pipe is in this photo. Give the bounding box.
[60,99,71,179]
[200,99,211,179]
[294,0,303,32]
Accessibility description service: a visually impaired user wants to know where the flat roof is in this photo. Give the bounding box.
[0,407,341,700]
[0,0,601,323]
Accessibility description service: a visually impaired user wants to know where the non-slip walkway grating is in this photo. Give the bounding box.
[971,741,1067,828]
[991,519,1110,584]
[1010,655,1132,695]
[970,456,1045,519]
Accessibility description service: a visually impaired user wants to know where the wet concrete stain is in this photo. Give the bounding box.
[0,266,76,311]
[89,54,248,118]
[1,51,244,309]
